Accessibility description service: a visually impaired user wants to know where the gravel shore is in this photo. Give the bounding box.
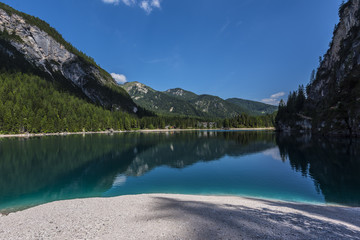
[1,194,359,240]
[0,128,274,138]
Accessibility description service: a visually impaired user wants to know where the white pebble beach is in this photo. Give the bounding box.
[1,194,360,240]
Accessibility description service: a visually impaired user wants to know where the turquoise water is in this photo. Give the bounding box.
[1,131,359,212]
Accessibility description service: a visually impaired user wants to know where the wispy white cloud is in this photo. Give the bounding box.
[111,73,127,84]
[122,0,136,6]
[102,0,162,14]
[102,0,136,5]
[270,92,285,99]
[102,0,120,5]
[151,0,161,8]
[219,18,231,34]
[144,57,170,64]
[140,1,152,14]
[143,53,182,69]
[140,0,161,14]
[261,92,285,106]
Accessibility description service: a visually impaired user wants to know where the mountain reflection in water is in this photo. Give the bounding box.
[0,130,359,211]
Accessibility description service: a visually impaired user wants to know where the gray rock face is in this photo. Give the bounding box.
[278,0,360,136]
[276,114,312,134]
[0,8,135,110]
[0,9,74,74]
[325,0,360,67]
[308,0,360,103]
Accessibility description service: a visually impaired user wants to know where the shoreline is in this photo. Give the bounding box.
[0,127,275,138]
[1,194,359,239]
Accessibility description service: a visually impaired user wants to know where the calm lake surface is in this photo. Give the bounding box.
[1,130,360,212]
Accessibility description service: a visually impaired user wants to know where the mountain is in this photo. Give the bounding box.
[184,94,247,118]
[0,3,155,134]
[276,0,360,136]
[0,2,275,134]
[163,88,249,117]
[165,89,277,116]
[0,2,137,113]
[123,82,276,118]
[226,98,278,116]
[164,88,199,101]
[122,82,202,117]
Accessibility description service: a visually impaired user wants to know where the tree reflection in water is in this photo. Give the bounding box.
[276,133,360,206]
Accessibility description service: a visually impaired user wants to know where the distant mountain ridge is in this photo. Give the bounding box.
[0,1,276,120]
[164,88,199,101]
[122,82,277,118]
[0,2,275,134]
[122,82,202,117]
[226,98,278,116]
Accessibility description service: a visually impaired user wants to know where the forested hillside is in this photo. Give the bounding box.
[0,2,138,112]
[122,82,203,117]
[0,73,275,134]
[0,2,275,134]
[0,73,140,133]
[123,82,277,118]
[226,98,278,116]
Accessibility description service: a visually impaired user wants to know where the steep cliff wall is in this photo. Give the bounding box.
[307,0,360,136]
[277,0,360,136]
[0,4,137,113]
[308,0,360,102]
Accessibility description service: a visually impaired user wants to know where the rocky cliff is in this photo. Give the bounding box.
[0,3,137,113]
[277,0,360,136]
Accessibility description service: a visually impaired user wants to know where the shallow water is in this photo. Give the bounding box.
[0,130,359,212]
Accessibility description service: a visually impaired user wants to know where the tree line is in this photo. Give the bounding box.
[275,85,306,126]
[0,72,275,134]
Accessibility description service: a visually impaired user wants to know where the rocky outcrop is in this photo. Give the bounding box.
[0,10,74,73]
[0,6,137,112]
[277,0,360,136]
[307,0,360,136]
[308,0,360,102]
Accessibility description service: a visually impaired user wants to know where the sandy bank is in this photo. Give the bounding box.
[0,128,274,138]
[0,194,359,240]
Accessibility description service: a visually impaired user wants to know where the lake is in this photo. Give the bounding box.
[1,130,360,212]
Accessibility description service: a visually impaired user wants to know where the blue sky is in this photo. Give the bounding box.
[2,0,343,105]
